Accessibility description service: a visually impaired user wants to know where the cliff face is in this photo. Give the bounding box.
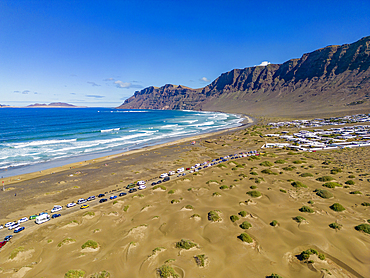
[118,36,370,117]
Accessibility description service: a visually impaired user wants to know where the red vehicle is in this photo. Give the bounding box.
[0,241,7,249]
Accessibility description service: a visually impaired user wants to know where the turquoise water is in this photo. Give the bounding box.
[0,108,242,176]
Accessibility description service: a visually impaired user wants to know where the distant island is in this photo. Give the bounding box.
[1,102,86,108]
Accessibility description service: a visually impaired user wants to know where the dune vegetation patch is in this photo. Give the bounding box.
[330,167,342,174]
[291,181,307,188]
[238,211,247,217]
[89,270,110,278]
[123,205,130,212]
[300,173,313,177]
[354,223,370,234]
[314,189,334,199]
[237,233,253,243]
[361,202,370,206]
[168,189,175,194]
[83,211,95,217]
[316,176,334,182]
[58,238,76,247]
[283,166,296,171]
[260,161,274,167]
[299,206,314,213]
[292,216,306,223]
[239,221,252,229]
[246,190,262,198]
[219,185,229,190]
[194,254,207,267]
[330,203,345,212]
[329,223,342,230]
[64,269,85,278]
[297,248,325,262]
[157,264,179,278]
[230,215,240,222]
[206,180,219,184]
[153,185,167,191]
[349,191,362,194]
[323,182,342,188]
[81,240,99,250]
[208,210,221,222]
[184,205,193,210]
[345,180,355,185]
[9,246,25,260]
[270,220,278,227]
[212,192,221,197]
[171,199,180,204]
[266,274,283,278]
[175,239,198,250]
[275,159,286,164]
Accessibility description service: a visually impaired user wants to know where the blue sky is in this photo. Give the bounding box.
[1,0,369,107]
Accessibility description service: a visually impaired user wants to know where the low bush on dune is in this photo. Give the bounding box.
[250,171,258,175]
[354,224,370,234]
[123,205,130,212]
[350,191,362,194]
[308,200,314,205]
[83,211,95,217]
[248,155,260,161]
[239,221,252,229]
[297,248,325,262]
[191,214,201,218]
[293,160,304,164]
[212,192,221,197]
[361,202,370,206]
[216,163,227,168]
[260,161,274,167]
[58,238,76,247]
[171,199,180,204]
[157,264,179,278]
[64,269,85,278]
[279,189,287,193]
[300,173,313,177]
[275,159,286,164]
[208,210,221,222]
[219,185,229,190]
[81,240,98,249]
[316,176,334,182]
[291,181,307,188]
[329,223,342,230]
[330,168,342,174]
[168,189,175,194]
[283,166,296,171]
[322,182,342,188]
[230,215,240,222]
[266,274,283,278]
[185,205,194,210]
[292,216,306,223]
[348,174,356,178]
[9,246,25,260]
[194,254,207,267]
[175,239,197,250]
[250,185,257,189]
[237,233,253,243]
[330,203,345,212]
[246,190,262,197]
[270,220,278,226]
[345,180,355,185]
[238,211,247,217]
[299,206,314,213]
[261,169,275,174]
[153,185,167,190]
[90,270,110,278]
[206,180,219,184]
[314,189,333,199]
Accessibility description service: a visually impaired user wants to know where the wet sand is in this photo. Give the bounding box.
[0,118,369,278]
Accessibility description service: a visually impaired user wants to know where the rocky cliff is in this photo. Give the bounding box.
[118,36,370,117]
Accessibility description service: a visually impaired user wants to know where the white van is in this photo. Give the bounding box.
[137,181,146,186]
[160,173,168,178]
[168,171,175,176]
[177,167,184,173]
[35,214,50,224]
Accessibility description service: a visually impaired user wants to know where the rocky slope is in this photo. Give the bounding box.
[118,36,370,117]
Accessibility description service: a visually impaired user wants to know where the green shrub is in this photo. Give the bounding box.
[279,189,287,193]
[239,221,252,229]
[348,175,356,178]
[175,239,197,250]
[308,200,314,205]
[293,216,306,223]
[361,202,370,206]
[322,182,342,188]
[250,171,258,175]
[261,169,273,174]
[171,199,180,204]
[185,205,194,210]
[168,189,175,194]
[9,246,25,259]
[208,210,221,222]
[315,189,333,199]
[81,240,98,249]
[270,220,278,227]
[153,185,167,190]
[266,274,283,278]
[90,270,110,278]
[330,168,342,174]
[123,205,130,212]
[291,181,307,188]
[217,163,227,168]
[260,161,274,167]
[248,155,260,160]
[354,224,370,234]
[329,223,342,230]
[299,206,314,213]
[345,180,355,185]
[293,160,303,164]
[237,233,253,243]
[64,270,86,278]
[157,265,179,278]
[300,173,313,177]
[318,253,325,260]
[250,185,257,189]
[283,166,296,171]
[194,254,207,267]
[212,192,221,197]
[83,211,95,217]
[350,191,362,195]
[206,180,219,184]
[58,238,76,247]
[219,185,229,190]
[287,151,298,155]
[316,176,334,182]
[246,190,262,198]
[297,249,318,261]
[330,203,345,212]
[230,215,239,222]
[275,159,286,164]
[238,211,247,217]
[191,214,201,218]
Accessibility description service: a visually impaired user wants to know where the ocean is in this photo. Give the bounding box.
[0,108,242,177]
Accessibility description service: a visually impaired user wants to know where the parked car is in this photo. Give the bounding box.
[126,183,135,189]
[14,227,25,233]
[160,173,168,178]
[99,198,108,203]
[5,222,16,228]
[51,205,62,213]
[4,235,13,241]
[0,241,6,249]
[0,224,3,230]
[138,185,146,190]
[18,217,28,224]
[29,215,37,220]
[8,223,19,230]
[77,198,87,204]
[66,202,76,208]
[80,204,89,209]
[109,195,117,200]
[137,180,146,186]
[39,212,48,215]
[87,196,95,201]
[129,188,137,193]
[97,193,105,198]
[151,182,157,186]
[119,192,127,197]
[163,176,170,182]
[52,213,61,219]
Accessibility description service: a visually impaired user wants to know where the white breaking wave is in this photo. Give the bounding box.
[101,128,120,132]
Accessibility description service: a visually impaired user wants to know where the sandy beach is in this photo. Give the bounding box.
[0,115,369,278]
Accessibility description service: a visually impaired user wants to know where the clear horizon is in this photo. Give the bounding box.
[1,0,369,107]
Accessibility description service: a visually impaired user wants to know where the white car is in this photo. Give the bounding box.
[177,167,184,173]
[51,205,62,213]
[8,223,20,230]
[160,173,168,178]
[18,217,28,224]
[5,221,16,228]
[77,198,86,204]
[0,224,3,230]
[168,171,175,176]
[66,202,76,208]
[137,180,146,186]
[138,185,146,190]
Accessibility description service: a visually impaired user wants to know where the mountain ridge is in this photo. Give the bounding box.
[118,36,370,117]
